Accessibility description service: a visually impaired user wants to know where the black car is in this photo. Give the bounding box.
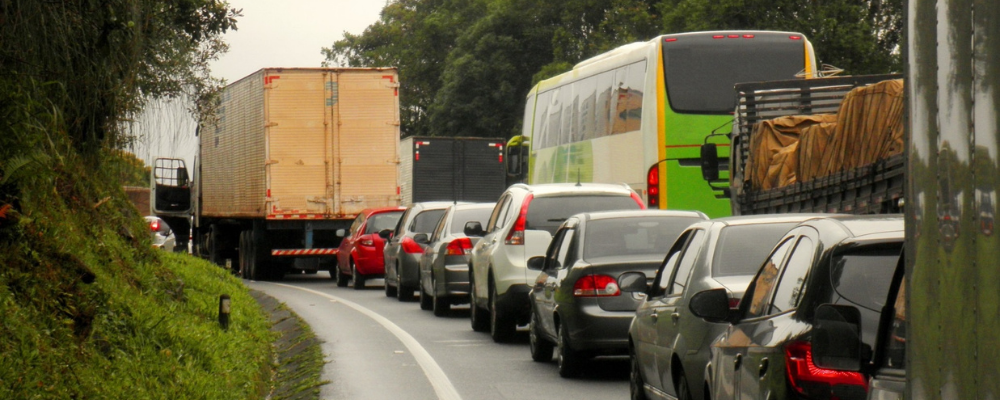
[691,215,903,400]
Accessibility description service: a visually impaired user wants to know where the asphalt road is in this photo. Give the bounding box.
[247,273,630,400]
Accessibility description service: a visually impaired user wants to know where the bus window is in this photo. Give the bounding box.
[578,75,597,141]
[611,66,629,135]
[533,90,552,149]
[545,89,561,148]
[623,60,646,132]
[595,70,613,138]
[560,84,576,146]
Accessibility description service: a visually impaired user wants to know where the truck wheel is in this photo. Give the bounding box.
[351,262,365,290]
[489,283,515,343]
[208,225,223,266]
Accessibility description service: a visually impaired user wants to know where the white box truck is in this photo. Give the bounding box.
[153,67,401,280]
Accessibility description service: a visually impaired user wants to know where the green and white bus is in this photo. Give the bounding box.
[506,31,818,217]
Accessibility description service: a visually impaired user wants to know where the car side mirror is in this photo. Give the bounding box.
[464,221,485,237]
[689,288,733,323]
[335,229,346,238]
[413,233,429,244]
[526,256,547,271]
[701,143,720,181]
[617,272,648,294]
[378,229,393,240]
[811,304,864,371]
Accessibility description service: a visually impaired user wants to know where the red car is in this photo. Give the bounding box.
[336,207,406,289]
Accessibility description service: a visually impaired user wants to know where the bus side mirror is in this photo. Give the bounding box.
[701,143,719,182]
[506,146,521,176]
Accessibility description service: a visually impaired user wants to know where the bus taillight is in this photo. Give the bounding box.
[647,165,660,209]
[789,35,803,40]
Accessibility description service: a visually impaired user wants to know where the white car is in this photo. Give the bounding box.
[466,182,645,342]
[145,216,176,251]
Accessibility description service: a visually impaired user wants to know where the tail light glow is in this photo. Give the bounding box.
[790,35,803,40]
[401,236,424,253]
[573,275,621,297]
[360,238,375,246]
[647,164,660,209]
[785,341,868,399]
[150,219,160,231]
[446,237,473,255]
[505,194,534,245]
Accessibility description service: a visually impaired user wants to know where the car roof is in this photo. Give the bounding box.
[580,209,707,221]
[450,202,496,211]
[408,201,465,211]
[509,182,635,197]
[706,213,832,227]
[805,214,904,238]
[360,206,406,215]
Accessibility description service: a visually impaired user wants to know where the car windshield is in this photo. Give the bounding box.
[712,222,797,277]
[525,195,641,235]
[411,209,446,234]
[583,216,701,259]
[365,211,404,234]
[450,208,493,234]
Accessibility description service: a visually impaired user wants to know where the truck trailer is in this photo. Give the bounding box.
[153,67,401,280]
[397,136,507,205]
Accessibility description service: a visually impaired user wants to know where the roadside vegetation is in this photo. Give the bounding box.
[0,0,295,398]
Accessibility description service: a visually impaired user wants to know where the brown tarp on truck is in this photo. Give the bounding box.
[746,79,904,190]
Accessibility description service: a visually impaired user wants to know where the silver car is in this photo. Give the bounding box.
[526,210,708,378]
[618,214,826,400]
[145,216,176,251]
[383,202,455,301]
[417,203,495,316]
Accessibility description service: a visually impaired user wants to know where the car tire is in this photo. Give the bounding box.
[529,310,554,362]
[336,268,349,287]
[397,269,414,302]
[470,278,489,332]
[677,375,693,400]
[420,286,433,310]
[432,276,449,317]
[557,323,581,378]
[630,348,649,400]
[489,283,515,343]
[384,279,397,297]
[351,262,365,290]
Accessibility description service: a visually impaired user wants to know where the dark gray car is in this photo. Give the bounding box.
[418,203,495,316]
[526,210,707,378]
[619,214,828,400]
[383,202,455,301]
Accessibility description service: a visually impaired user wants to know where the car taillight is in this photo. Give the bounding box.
[150,219,160,231]
[446,237,473,255]
[729,297,741,309]
[647,164,659,209]
[573,275,620,297]
[401,236,424,253]
[505,194,533,245]
[360,238,375,246]
[785,341,868,399]
[631,191,647,210]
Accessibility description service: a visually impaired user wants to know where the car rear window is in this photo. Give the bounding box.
[583,216,701,259]
[712,222,797,277]
[411,209,446,234]
[831,243,902,312]
[451,208,493,234]
[365,211,404,234]
[525,195,641,234]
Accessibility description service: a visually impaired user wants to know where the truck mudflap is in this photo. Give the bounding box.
[271,248,339,257]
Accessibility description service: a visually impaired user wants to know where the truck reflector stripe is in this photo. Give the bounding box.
[268,214,325,220]
[271,248,338,256]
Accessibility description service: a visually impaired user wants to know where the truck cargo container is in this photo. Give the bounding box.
[153,67,401,280]
[398,136,506,205]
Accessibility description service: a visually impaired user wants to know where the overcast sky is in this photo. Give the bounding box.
[133,0,385,167]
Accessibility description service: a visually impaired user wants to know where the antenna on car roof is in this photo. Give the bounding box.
[576,169,582,187]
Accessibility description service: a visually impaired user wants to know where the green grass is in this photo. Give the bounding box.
[0,145,277,399]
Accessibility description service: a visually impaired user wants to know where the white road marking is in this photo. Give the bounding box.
[273,283,462,400]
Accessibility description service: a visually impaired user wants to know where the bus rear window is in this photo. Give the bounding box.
[663,34,806,113]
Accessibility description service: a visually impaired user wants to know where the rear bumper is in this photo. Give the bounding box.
[562,304,635,354]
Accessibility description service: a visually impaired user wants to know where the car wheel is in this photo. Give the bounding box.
[489,283,515,343]
[470,277,489,332]
[529,310,554,362]
[677,375,693,400]
[351,262,365,290]
[396,267,414,301]
[629,348,649,400]
[336,266,349,287]
[384,277,397,297]
[419,286,433,310]
[432,276,449,317]
[557,323,581,378]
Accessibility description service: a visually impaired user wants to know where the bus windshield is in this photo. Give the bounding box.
[663,33,807,113]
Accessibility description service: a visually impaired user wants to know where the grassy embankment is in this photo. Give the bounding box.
[0,138,323,398]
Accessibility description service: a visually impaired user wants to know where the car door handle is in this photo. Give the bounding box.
[650,312,658,322]
[759,358,769,378]
[671,312,681,322]
[734,354,742,370]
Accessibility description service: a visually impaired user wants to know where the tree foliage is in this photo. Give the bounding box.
[323,0,903,140]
